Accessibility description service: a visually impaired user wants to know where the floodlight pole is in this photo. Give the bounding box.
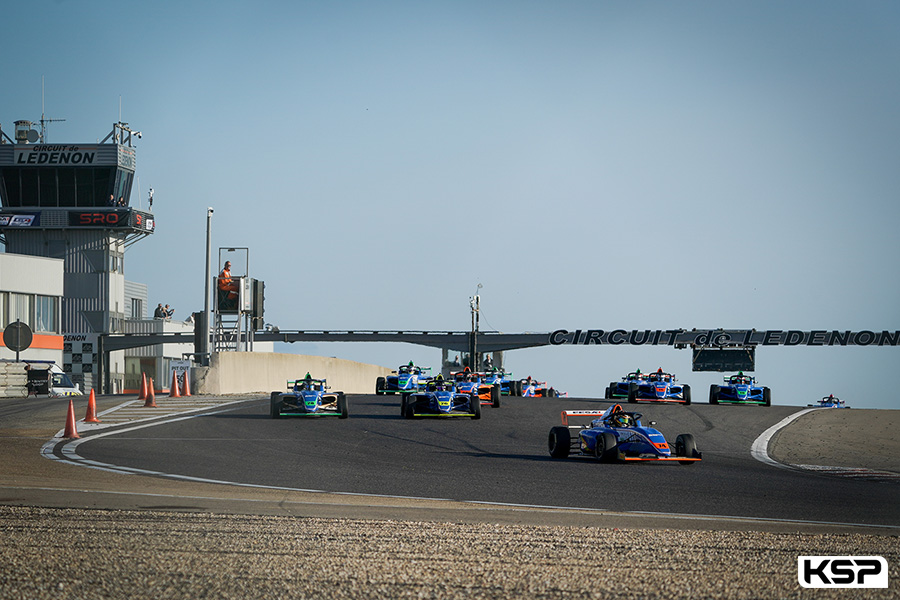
[469,284,482,369]
[202,207,213,363]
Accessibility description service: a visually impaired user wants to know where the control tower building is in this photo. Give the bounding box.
[0,120,155,391]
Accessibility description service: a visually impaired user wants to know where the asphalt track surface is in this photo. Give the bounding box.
[63,394,900,530]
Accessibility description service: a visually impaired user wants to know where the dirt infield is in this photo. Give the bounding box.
[768,408,900,472]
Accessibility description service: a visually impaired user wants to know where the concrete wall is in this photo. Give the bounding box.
[192,351,392,395]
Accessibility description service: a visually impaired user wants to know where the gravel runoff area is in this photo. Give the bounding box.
[1,506,899,600]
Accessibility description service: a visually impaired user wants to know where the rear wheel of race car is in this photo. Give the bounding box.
[709,385,719,405]
[604,385,613,400]
[548,427,571,458]
[675,433,698,463]
[514,380,523,396]
[270,392,283,419]
[594,432,618,463]
[337,393,349,419]
[491,385,501,408]
[375,377,385,396]
[627,383,638,404]
[547,387,557,398]
[763,387,771,407]
[470,394,481,420]
[682,384,692,405]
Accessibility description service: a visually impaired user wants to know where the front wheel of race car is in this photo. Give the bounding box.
[763,387,771,407]
[548,427,571,458]
[594,432,618,462]
[491,385,501,408]
[403,396,417,419]
[375,377,385,396]
[470,394,482,420]
[514,380,523,396]
[682,384,692,405]
[337,393,349,419]
[709,385,719,405]
[270,392,283,419]
[627,383,638,403]
[675,433,699,463]
[400,394,410,417]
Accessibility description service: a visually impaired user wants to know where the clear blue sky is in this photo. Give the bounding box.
[4,1,898,408]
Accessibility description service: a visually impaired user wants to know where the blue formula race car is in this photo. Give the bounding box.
[809,394,849,408]
[376,361,430,395]
[709,372,771,406]
[626,368,691,405]
[481,369,522,396]
[271,374,348,418]
[605,370,647,400]
[401,377,481,419]
[547,404,701,464]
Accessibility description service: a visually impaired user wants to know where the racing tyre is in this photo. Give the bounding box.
[470,394,481,419]
[594,432,618,463]
[375,377,385,396]
[709,385,719,405]
[675,433,699,463]
[548,427,571,458]
[627,383,638,404]
[491,385,501,408]
[604,385,613,400]
[270,393,283,419]
[403,396,416,419]
[682,384,692,405]
[515,380,523,396]
[400,394,410,417]
[337,393,349,419]
[547,387,557,398]
[763,387,771,407]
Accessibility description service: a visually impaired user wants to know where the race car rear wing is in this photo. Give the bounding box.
[560,410,606,426]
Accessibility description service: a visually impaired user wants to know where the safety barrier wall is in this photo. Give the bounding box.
[191,351,393,395]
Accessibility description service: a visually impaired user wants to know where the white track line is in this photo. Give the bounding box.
[41,401,898,530]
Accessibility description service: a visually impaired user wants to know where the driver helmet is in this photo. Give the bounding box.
[612,413,632,427]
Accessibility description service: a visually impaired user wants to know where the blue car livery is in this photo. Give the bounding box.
[376,363,430,395]
[401,378,481,419]
[548,404,701,463]
[605,371,647,400]
[809,394,849,408]
[626,369,691,405]
[271,376,348,418]
[709,372,771,406]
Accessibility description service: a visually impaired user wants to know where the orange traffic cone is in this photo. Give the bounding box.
[181,371,191,397]
[138,373,147,400]
[63,398,80,439]
[84,389,101,423]
[169,370,181,398]
[144,378,157,407]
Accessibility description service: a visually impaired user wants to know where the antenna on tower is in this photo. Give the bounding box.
[39,76,65,143]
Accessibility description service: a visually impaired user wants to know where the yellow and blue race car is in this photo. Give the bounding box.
[401,377,481,419]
